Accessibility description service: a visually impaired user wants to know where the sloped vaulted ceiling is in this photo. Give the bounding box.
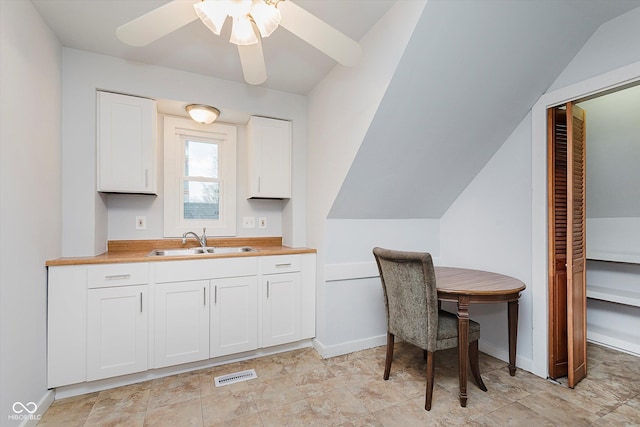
[328,0,640,219]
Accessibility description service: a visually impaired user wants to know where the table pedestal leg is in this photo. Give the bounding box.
[508,300,519,376]
[457,296,470,407]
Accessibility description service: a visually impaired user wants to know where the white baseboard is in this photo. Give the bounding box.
[313,335,388,358]
[478,341,534,375]
[10,389,54,427]
[587,330,640,357]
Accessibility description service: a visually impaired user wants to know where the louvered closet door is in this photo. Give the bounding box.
[547,103,587,387]
[566,103,587,388]
[548,108,569,379]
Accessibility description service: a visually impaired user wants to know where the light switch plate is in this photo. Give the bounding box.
[136,216,147,230]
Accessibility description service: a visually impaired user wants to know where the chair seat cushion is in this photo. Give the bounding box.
[435,310,481,351]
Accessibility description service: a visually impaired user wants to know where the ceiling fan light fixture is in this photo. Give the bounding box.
[250,1,281,38]
[230,16,258,45]
[194,1,228,35]
[226,0,253,18]
[185,104,220,124]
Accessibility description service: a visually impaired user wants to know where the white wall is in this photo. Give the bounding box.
[318,219,440,356]
[579,86,640,261]
[0,0,61,424]
[61,49,308,256]
[440,114,534,369]
[306,1,427,353]
[548,7,640,92]
[580,85,640,219]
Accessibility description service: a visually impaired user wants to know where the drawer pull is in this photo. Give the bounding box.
[275,263,291,268]
[105,274,131,280]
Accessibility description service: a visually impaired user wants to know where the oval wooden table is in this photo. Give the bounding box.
[435,267,526,407]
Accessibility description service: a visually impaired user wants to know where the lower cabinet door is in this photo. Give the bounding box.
[87,285,148,381]
[155,281,210,368]
[262,272,301,347]
[210,276,258,357]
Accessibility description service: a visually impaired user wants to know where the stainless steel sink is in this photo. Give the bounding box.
[210,246,257,254]
[147,248,207,256]
[147,247,257,257]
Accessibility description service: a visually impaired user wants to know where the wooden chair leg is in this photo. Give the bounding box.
[469,340,487,392]
[384,333,395,380]
[425,350,434,411]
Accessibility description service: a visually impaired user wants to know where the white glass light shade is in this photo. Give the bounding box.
[185,104,220,124]
[230,16,258,45]
[194,1,228,35]
[226,0,252,18]
[250,1,281,38]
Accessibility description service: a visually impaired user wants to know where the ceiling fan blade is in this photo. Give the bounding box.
[277,0,363,67]
[116,0,200,47]
[237,39,267,85]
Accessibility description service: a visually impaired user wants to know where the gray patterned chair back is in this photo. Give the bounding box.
[373,247,439,352]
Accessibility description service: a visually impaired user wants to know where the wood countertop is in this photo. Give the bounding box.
[46,237,316,266]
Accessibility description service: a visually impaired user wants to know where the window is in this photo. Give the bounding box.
[164,116,237,236]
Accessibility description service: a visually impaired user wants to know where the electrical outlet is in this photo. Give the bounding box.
[258,217,267,229]
[242,216,256,228]
[136,216,147,230]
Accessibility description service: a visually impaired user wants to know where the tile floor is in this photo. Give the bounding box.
[38,342,640,426]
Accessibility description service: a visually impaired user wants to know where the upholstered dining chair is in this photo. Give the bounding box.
[372,247,487,410]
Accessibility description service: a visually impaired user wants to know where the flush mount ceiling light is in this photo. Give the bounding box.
[116,0,363,86]
[185,104,220,124]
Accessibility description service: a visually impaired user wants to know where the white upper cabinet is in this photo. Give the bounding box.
[97,91,157,194]
[247,116,292,199]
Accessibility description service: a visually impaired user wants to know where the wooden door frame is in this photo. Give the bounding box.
[530,64,640,379]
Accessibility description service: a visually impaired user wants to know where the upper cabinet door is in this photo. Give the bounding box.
[247,116,292,199]
[97,91,157,194]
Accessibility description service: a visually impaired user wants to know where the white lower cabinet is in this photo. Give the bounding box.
[48,265,88,388]
[87,285,148,381]
[262,272,301,347]
[210,276,258,357]
[47,253,316,388]
[155,281,210,368]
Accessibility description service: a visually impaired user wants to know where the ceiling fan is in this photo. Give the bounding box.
[116,0,363,85]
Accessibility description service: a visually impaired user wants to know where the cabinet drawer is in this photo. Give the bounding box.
[154,257,259,283]
[88,263,149,288]
[262,255,301,274]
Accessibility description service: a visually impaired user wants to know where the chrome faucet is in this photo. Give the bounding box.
[182,228,207,248]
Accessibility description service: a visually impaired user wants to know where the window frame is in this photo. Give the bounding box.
[163,116,237,237]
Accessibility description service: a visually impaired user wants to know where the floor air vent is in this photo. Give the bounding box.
[214,369,258,387]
